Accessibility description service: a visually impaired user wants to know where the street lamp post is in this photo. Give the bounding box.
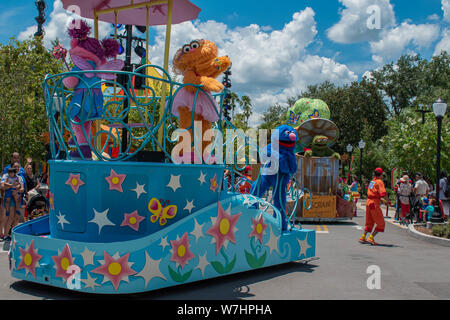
[346,144,353,180]
[431,98,447,223]
[416,104,432,125]
[34,0,46,38]
[358,140,366,187]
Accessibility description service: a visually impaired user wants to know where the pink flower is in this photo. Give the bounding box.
[65,173,85,194]
[249,214,268,244]
[206,202,241,254]
[120,210,145,232]
[51,244,75,281]
[210,174,218,192]
[91,251,136,291]
[170,232,195,269]
[105,169,126,192]
[17,240,42,278]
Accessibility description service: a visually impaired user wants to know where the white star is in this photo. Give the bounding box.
[80,247,96,266]
[131,182,147,199]
[167,175,182,192]
[135,251,166,288]
[89,209,116,235]
[81,272,100,291]
[196,252,209,278]
[198,171,206,185]
[190,219,204,243]
[184,199,196,214]
[159,236,169,250]
[56,212,70,229]
[297,235,312,258]
[266,225,280,255]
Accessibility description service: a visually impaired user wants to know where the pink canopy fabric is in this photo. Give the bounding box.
[62,0,201,26]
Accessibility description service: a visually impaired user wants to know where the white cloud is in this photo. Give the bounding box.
[327,0,396,44]
[18,0,112,50]
[434,28,450,55]
[443,0,450,22]
[427,14,440,21]
[370,22,440,64]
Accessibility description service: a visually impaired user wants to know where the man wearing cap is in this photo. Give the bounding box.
[360,168,390,245]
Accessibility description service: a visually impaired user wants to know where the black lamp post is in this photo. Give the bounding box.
[34,0,46,38]
[416,104,432,125]
[346,144,353,180]
[358,140,365,187]
[431,98,447,223]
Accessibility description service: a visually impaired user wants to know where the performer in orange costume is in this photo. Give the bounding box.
[360,168,390,245]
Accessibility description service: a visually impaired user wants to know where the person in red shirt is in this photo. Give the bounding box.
[360,168,390,245]
[238,166,253,194]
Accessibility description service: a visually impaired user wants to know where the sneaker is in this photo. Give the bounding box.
[367,235,379,245]
[359,235,367,243]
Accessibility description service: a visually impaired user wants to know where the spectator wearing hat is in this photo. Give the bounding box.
[359,168,390,245]
[398,175,413,220]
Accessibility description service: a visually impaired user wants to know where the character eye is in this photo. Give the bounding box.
[182,45,191,53]
[190,41,200,49]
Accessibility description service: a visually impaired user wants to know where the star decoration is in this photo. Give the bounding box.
[167,175,182,192]
[80,247,96,266]
[249,214,268,244]
[196,252,209,278]
[170,232,195,269]
[135,251,166,288]
[297,235,312,258]
[131,182,147,199]
[184,200,196,214]
[89,209,116,235]
[105,169,127,192]
[266,225,280,255]
[243,195,257,206]
[51,244,75,282]
[91,251,136,291]
[120,210,145,232]
[210,174,219,192]
[198,171,206,185]
[81,272,100,291]
[56,212,70,229]
[65,173,85,194]
[17,240,42,278]
[159,236,169,251]
[190,219,204,243]
[206,202,241,254]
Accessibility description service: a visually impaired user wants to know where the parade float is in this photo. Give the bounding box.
[9,0,316,294]
[286,98,354,222]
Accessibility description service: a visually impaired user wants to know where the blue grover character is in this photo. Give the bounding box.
[251,125,298,231]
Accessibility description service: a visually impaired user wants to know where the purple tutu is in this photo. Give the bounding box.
[170,88,220,122]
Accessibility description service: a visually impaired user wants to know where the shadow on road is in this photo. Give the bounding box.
[10,261,318,300]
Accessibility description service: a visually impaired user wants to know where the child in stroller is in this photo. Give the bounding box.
[26,193,48,221]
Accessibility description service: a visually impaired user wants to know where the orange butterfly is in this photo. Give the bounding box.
[148,198,177,226]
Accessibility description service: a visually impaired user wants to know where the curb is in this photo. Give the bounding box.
[408,224,450,247]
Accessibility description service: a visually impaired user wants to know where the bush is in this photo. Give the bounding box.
[432,224,450,239]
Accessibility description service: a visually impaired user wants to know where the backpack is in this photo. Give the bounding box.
[445,177,450,198]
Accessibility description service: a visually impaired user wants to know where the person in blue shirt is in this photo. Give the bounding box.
[421,198,434,222]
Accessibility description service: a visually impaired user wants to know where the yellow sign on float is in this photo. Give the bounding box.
[302,195,337,219]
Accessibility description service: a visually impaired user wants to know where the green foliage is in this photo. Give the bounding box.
[432,224,450,239]
[0,37,63,168]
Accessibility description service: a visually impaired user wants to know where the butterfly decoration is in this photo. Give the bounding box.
[148,198,178,226]
[71,55,125,80]
[288,110,301,125]
[308,109,321,119]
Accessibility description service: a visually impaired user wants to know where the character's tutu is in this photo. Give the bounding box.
[69,88,103,120]
[170,87,220,122]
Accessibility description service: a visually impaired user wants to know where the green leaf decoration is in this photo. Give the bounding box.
[245,249,267,269]
[223,254,237,274]
[168,265,193,283]
[211,261,226,274]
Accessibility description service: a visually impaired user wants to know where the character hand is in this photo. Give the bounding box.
[200,77,224,92]
[304,150,313,157]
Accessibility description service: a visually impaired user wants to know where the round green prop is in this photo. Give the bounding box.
[287,98,331,127]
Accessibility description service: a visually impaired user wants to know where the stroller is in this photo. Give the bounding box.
[399,194,416,226]
[25,188,49,221]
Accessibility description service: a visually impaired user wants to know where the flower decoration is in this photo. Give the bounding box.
[120,210,145,232]
[51,40,70,71]
[206,202,241,254]
[52,244,75,282]
[249,214,268,244]
[65,173,85,194]
[17,240,42,278]
[210,174,219,192]
[105,169,126,192]
[91,251,136,291]
[170,232,195,269]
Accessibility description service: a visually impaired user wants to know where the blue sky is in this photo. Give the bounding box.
[0,0,449,125]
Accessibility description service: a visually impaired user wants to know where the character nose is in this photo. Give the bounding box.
[289,133,297,141]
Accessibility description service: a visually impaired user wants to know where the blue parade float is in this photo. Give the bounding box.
[9,0,316,294]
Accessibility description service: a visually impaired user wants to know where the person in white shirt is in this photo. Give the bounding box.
[414,173,429,197]
[439,171,449,217]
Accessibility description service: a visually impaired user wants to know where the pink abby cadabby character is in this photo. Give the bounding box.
[63,20,124,160]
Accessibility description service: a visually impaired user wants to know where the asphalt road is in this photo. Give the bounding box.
[0,204,449,300]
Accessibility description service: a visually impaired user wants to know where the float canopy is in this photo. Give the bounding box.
[297,118,339,148]
[61,0,201,26]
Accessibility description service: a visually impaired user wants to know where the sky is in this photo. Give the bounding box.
[0,0,449,126]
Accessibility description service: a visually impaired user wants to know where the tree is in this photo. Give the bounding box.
[0,37,63,168]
